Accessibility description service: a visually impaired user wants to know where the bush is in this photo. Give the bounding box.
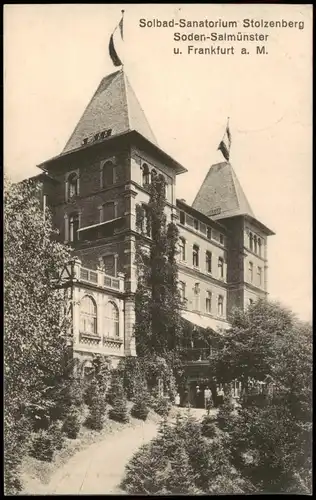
[150,395,171,417]
[201,414,217,438]
[28,429,55,462]
[109,394,129,423]
[49,421,65,450]
[4,413,29,494]
[131,397,149,421]
[84,384,106,431]
[62,406,81,439]
[217,399,236,433]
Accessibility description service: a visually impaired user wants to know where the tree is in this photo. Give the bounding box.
[134,174,183,358]
[4,176,72,493]
[211,299,312,493]
[133,174,186,396]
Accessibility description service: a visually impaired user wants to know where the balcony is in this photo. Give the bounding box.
[72,259,125,292]
[182,347,217,365]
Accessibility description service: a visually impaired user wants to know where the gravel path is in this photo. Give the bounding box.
[38,407,215,495]
[45,419,159,495]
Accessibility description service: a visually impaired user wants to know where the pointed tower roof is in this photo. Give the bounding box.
[192,161,255,220]
[62,68,158,154]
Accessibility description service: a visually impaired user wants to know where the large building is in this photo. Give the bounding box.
[30,66,274,376]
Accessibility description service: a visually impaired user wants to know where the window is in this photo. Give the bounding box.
[179,281,186,302]
[68,172,78,199]
[102,255,116,276]
[80,296,97,334]
[179,237,186,261]
[258,238,262,256]
[206,251,212,273]
[105,302,119,338]
[151,169,157,182]
[194,219,199,230]
[219,233,224,245]
[218,295,224,316]
[249,262,253,282]
[249,232,253,251]
[69,213,79,243]
[193,283,200,311]
[248,298,254,306]
[179,211,185,225]
[142,163,150,186]
[102,160,116,187]
[82,360,94,380]
[257,266,262,286]
[218,257,224,278]
[103,202,117,221]
[254,235,258,254]
[207,227,212,240]
[193,245,199,267]
[206,291,212,313]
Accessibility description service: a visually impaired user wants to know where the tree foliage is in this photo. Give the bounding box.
[134,174,183,358]
[211,299,312,493]
[4,176,73,493]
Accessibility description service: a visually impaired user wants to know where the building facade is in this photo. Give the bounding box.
[30,68,274,374]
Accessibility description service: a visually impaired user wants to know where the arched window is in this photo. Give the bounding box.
[102,161,116,187]
[249,232,253,251]
[254,235,258,254]
[68,172,78,199]
[258,238,262,256]
[218,295,224,316]
[69,213,80,243]
[179,237,186,261]
[105,302,119,338]
[80,296,97,335]
[142,163,150,186]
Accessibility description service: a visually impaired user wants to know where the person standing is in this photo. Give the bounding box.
[175,392,180,407]
[204,386,212,410]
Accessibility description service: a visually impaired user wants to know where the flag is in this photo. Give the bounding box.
[218,120,232,162]
[109,11,124,67]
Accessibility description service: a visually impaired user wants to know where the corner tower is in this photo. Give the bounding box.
[193,161,275,317]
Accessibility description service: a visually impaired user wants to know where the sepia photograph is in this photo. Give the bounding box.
[4,3,312,495]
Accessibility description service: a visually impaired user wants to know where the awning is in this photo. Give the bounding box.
[181,309,230,333]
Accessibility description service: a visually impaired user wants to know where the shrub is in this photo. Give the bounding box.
[150,395,171,417]
[217,398,236,433]
[28,429,55,462]
[84,384,106,431]
[62,406,81,439]
[201,414,217,438]
[121,441,169,494]
[4,413,29,494]
[49,421,65,450]
[109,394,129,423]
[131,397,149,421]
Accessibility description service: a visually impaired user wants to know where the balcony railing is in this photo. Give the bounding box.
[72,260,125,292]
[182,347,218,364]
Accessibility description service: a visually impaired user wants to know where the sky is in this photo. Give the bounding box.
[4,4,312,322]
